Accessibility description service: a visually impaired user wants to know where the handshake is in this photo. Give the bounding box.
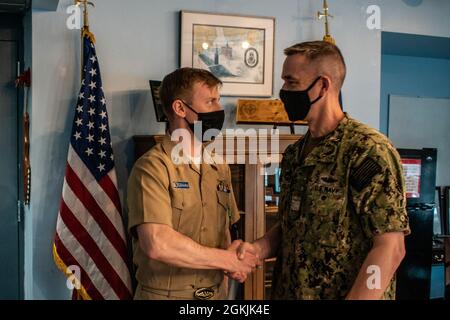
[224,240,263,283]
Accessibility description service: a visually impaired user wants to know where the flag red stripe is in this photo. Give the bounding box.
[98,174,123,216]
[60,200,132,300]
[65,164,128,264]
[54,233,104,300]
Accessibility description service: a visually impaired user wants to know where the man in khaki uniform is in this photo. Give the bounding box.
[127,68,258,300]
[234,41,410,299]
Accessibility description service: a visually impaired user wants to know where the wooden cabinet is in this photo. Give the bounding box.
[132,134,302,300]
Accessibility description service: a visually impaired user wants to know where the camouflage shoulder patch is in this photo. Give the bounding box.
[350,158,382,191]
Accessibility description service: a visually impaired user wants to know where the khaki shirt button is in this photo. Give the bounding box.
[202,202,207,207]
[201,227,207,232]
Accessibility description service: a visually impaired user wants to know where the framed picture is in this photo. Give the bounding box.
[149,80,167,122]
[180,11,275,97]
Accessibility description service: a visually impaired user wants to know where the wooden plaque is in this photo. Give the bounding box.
[236,99,307,125]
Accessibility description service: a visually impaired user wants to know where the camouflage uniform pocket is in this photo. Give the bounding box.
[305,188,344,248]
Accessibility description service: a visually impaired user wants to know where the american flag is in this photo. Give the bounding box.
[53,31,133,300]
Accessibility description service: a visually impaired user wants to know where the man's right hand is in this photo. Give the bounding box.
[236,241,262,261]
[225,240,262,283]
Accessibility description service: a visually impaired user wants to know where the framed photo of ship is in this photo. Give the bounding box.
[180,11,275,97]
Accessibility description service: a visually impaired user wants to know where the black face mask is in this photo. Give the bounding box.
[181,100,225,142]
[279,76,323,121]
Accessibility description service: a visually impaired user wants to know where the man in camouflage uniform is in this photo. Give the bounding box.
[234,41,410,300]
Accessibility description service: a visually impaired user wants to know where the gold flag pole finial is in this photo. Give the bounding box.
[75,0,95,41]
[75,0,95,78]
[75,0,95,28]
[317,0,335,44]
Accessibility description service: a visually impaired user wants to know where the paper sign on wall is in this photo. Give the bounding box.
[401,159,422,198]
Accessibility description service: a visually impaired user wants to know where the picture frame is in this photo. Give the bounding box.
[180,11,275,97]
[149,80,167,122]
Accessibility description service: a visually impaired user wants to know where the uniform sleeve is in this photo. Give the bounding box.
[350,142,410,238]
[127,155,173,237]
[226,165,241,225]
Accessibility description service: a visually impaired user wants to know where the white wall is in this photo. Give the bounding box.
[380,54,450,134]
[388,95,450,187]
[26,0,450,299]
